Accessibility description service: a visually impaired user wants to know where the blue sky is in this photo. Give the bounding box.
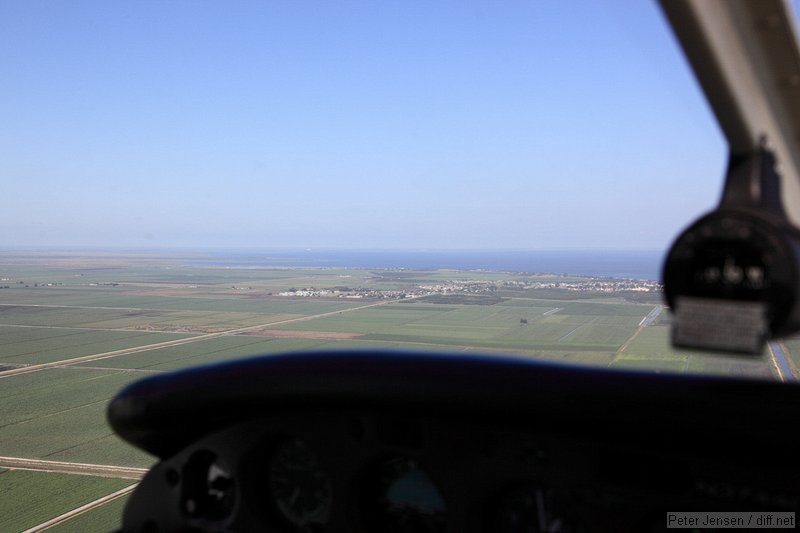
[0,1,749,251]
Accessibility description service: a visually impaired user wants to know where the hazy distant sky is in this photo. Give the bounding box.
[3,1,792,252]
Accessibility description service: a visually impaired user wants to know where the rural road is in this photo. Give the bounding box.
[0,456,147,480]
[768,341,796,382]
[615,304,663,355]
[639,304,664,327]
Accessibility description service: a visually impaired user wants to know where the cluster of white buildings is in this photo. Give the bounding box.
[273,274,661,300]
[277,288,409,299]
[499,278,661,292]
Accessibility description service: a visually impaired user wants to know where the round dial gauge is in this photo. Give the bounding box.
[363,457,448,533]
[267,438,333,530]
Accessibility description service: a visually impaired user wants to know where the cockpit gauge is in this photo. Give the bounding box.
[362,456,449,533]
[267,438,333,531]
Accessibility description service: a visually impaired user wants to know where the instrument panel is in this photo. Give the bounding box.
[110,351,800,532]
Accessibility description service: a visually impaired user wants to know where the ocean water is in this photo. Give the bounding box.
[192,249,665,281]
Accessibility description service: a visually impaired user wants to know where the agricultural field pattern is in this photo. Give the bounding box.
[0,250,796,531]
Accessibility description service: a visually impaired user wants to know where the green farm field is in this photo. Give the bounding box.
[0,326,196,366]
[0,469,133,532]
[0,251,790,530]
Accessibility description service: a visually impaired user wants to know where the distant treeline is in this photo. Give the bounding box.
[408,294,509,305]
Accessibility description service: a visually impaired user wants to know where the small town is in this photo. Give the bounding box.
[276,275,662,300]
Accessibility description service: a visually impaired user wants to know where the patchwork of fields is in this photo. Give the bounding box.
[0,252,791,531]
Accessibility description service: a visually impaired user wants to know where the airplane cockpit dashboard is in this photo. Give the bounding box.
[111,351,799,532]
